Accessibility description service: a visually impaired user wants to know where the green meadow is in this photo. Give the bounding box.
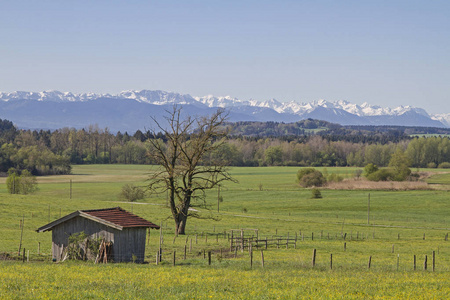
[1,165,450,299]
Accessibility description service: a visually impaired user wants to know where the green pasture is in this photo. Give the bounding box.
[1,165,450,299]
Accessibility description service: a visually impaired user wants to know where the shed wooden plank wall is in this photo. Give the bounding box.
[114,228,147,263]
[51,216,148,262]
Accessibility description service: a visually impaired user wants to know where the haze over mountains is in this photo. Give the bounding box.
[0,90,448,132]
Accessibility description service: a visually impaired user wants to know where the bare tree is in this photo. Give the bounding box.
[147,106,236,235]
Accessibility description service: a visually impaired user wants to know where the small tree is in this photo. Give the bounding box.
[354,169,363,179]
[297,168,326,187]
[6,169,20,194]
[296,168,316,182]
[363,163,378,178]
[6,169,38,194]
[18,170,38,194]
[264,146,283,165]
[311,188,322,199]
[119,184,145,202]
[388,149,411,181]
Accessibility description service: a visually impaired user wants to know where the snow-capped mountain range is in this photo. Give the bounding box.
[0,90,448,131]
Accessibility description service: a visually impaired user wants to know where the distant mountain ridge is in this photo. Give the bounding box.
[0,90,447,131]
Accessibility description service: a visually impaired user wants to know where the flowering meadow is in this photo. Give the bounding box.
[1,165,450,299]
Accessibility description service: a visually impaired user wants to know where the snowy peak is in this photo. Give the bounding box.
[118,90,199,106]
[0,89,446,128]
[195,95,246,108]
[432,113,450,127]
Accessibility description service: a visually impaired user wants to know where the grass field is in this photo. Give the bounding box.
[1,165,450,299]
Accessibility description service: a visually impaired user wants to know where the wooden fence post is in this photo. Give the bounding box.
[208,251,211,265]
[261,250,264,268]
[250,249,253,268]
[397,254,399,271]
[424,255,428,271]
[432,251,435,272]
[344,242,346,251]
[368,256,372,269]
[184,245,187,260]
[330,253,333,270]
[173,251,176,266]
[312,249,316,267]
[18,215,24,256]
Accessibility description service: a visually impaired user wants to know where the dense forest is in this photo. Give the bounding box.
[1,118,450,176]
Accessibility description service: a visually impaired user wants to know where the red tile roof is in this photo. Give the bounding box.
[82,207,160,229]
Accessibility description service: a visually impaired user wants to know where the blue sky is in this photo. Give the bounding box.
[1,0,449,113]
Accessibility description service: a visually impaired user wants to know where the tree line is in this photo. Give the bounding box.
[1,118,450,176]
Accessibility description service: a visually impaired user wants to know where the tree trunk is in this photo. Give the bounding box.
[176,215,188,235]
[174,193,191,235]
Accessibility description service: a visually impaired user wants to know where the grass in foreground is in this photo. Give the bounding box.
[1,165,450,299]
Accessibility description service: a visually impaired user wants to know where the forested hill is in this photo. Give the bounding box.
[2,117,450,175]
[228,120,450,141]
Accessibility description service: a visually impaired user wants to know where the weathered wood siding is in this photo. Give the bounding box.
[51,216,147,262]
[113,228,147,263]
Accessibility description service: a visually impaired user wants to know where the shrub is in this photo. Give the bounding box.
[363,163,378,177]
[388,149,411,181]
[299,170,326,187]
[119,184,145,202]
[438,162,450,169]
[328,173,344,183]
[427,162,437,168]
[311,188,322,199]
[6,170,20,194]
[18,170,38,194]
[296,168,316,182]
[6,169,38,194]
[366,169,395,181]
[67,231,102,261]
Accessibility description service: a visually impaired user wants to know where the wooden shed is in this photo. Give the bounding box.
[37,207,159,263]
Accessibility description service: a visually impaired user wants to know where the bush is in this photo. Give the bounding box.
[427,162,437,168]
[366,169,395,181]
[119,184,145,202]
[388,149,411,181]
[328,173,344,183]
[296,168,316,182]
[299,170,326,187]
[18,170,38,194]
[311,188,322,199]
[363,163,378,177]
[438,162,450,169]
[6,169,38,194]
